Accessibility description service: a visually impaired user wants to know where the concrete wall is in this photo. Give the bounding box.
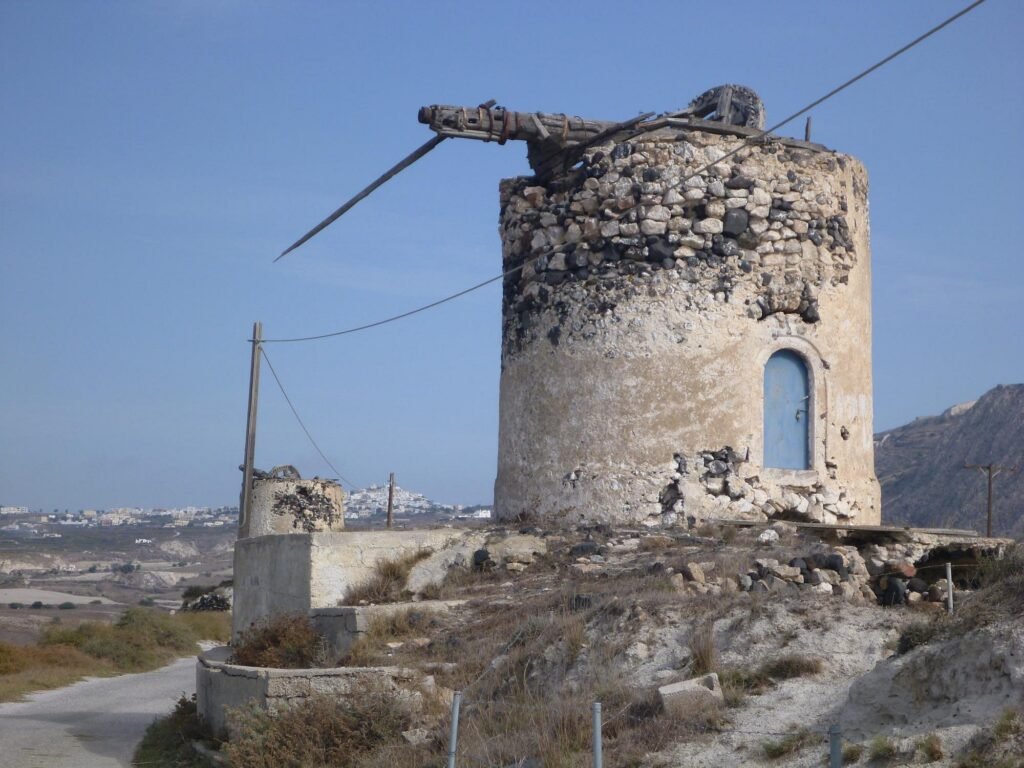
[232,533,312,636]
[310,600,464,657]
[495,129,879,527]
[196,648,422,737]
[233,529,469,637]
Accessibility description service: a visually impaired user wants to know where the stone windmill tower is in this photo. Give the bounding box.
[421,86,880,528]
[285,85,881,529]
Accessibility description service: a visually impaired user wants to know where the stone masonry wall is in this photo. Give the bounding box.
[494,128,880,528]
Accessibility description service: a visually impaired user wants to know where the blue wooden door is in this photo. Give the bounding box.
[764,350,810,469]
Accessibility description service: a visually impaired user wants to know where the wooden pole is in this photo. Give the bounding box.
[963,463,1018,537]
[804,116,813,142]
[240,321,262,536]
[386,472,395,529]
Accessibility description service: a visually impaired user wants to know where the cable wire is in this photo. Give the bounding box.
[263,0,986,345]
[260,347,357,489]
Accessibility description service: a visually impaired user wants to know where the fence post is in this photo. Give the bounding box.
[447,690,462,768]
[829,724,842,768]
[946,562,954,614]
[592,701,603,768]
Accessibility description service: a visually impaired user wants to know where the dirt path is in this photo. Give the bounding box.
[0,654,199,768]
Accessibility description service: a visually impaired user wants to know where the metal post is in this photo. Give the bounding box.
[239,321,262,537]
[386,472,395,529]
[804,116,813,142]
[592,702,603,768]
[946,562,954,614]
[829,724,842,768]
[446,690,462,768]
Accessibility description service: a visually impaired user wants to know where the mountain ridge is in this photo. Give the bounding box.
[874,384,1024,538]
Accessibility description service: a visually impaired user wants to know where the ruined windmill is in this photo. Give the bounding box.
[280,85,880,529]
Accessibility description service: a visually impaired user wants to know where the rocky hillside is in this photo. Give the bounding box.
[875,384,1024,538]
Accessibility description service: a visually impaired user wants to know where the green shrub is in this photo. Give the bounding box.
[8,602,23,609]
[230,614,325,668]
[58,602,76,610]
[30,601,44,609]
[843,742,864,763]
[138,597,156,607]
[132,694,210,767]
[181,585,215,601]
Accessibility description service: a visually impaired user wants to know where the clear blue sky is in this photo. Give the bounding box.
[1,1,1021,511]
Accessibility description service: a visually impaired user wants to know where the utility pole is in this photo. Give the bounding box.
[386,472,395,529]
[963,462,1019,537]
[240,321,262,536]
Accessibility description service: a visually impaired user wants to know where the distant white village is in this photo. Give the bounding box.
[0,483,490,535]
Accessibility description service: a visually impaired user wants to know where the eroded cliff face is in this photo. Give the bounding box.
[495,129,879,527]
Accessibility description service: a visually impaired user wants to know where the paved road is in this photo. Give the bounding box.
[0,655,199,768]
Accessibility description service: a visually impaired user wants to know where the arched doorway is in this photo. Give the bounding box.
[764,350,811,469]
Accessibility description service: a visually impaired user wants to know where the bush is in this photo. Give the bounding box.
[138,597,156,607]
[8,602,23,609]
[230,614,326,668]
[181,585,215,601]
[41,607,197,671]
[898,619,943,654]
[132,694,210,768]
[223,689,413,767]
[30,601,44,609]
[57,602,76,610]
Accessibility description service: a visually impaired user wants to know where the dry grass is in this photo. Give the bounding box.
[762,727,818,759]
[0,641,113,702]
[223,687,422,768]
[955,544,1024,630]
[916,732,943,762]
[342,550,432,605]
[955,708,1024,768]
[0,608,230,702]
[868,735,898,762]
[688,622,717,676]
[718,653,824,707]
[230,614,327,668]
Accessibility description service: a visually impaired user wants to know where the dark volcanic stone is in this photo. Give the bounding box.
[647,238,676,263]
[726,175,754,189]
[642,168,660,182]
[881,577,907,607]
[472,548,492,570]
[570,540,599,558]
[722,209,749,238]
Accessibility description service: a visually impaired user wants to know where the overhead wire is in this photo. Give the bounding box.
[261,0,985,346]
[259,346,358,489]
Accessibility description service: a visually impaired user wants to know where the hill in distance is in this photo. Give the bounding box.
[875,384,1024,538]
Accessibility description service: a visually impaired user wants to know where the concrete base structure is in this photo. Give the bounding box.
[231,529,469,638]
[195,646,423,737]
